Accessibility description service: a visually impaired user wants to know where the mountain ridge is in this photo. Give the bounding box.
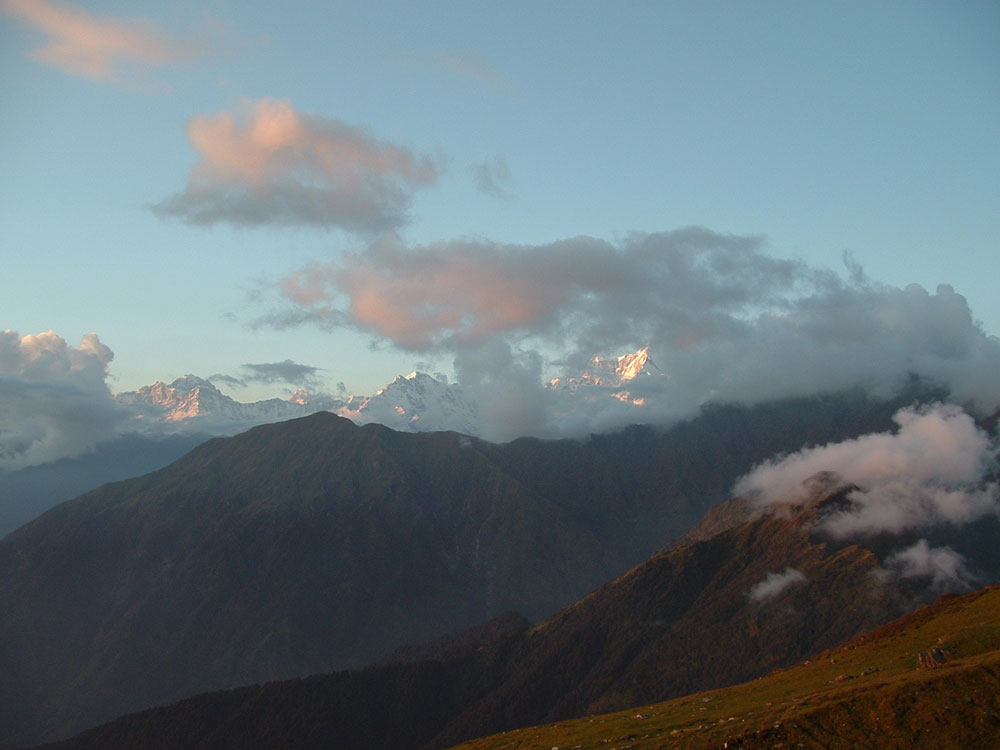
[0,390,923,747]
[28,476,982,750]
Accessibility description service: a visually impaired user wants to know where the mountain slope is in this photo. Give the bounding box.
[29,478,960,750]
[0,389,928,747]
[0,433,209,539]
[449,585,1000,749]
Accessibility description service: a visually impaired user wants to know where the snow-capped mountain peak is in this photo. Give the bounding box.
[112,347,664,442]
[615,346,662,382]
[338,371,477,435]
[115,377,342,435]
[550,346,665,391]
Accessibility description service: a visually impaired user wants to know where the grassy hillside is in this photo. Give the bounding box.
[448,586,1000,749]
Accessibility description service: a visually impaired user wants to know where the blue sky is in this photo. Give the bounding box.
[2,0,998,401]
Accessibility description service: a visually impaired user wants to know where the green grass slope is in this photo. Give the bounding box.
[448,586,1000,749]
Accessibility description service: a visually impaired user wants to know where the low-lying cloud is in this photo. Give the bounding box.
[748,567,806,602]
[0,329,122,470]
[152,99,442,232]
[2,0,204,83]
[256,227,1000,440]
[880,539,978,593]
[735,404,999,538]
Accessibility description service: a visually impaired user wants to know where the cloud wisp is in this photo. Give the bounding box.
[152,99,442,232]
[2,0,204,83]
[0,329,122,470]
[879,539,978,593]
[735,404,999,539]
[405,49,515,92]
[748,567,807,603]
[239,359,322,388]
[473,156,515,201]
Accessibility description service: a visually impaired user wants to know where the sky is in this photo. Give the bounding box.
[2,0,999,406]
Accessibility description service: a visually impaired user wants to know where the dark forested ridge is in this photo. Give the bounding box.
[1,389,929,747]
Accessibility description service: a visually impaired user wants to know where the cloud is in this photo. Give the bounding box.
[734,404,999,538]
[748,567,806,602]
[880,540,978,593]
[256,227,1000,440]
[453,339,551,440]
[208,373,247,389]
[151,99,442,232]
[406,49,515,92]
[0,329,123,470]
[264,228,807,351]
[2,0,203,82]
[473,156,515,200]
[239,359,322,388]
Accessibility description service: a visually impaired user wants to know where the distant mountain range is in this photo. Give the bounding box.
[0,350,665,535]
[114,374,341,435]
[0,389,928,748]
[113,346,668,439]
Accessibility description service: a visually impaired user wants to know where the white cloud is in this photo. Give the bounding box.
[748,567,807,602]
[0,329,122,470]
[734,404,999,538]
[152,99,442,232]
[880,540,978,593]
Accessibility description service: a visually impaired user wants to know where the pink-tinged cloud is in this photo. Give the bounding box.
[338,244,567,349]
[152,99,442,231]
[265,228,796,351]
[2,0,200,81]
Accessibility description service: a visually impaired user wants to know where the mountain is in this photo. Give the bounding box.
[0,433,210,539]
[549,345,665,404]
[112,347,666,440]
[33,475,997,750]
[448,585,1000,750]
[0,389,918,748]
[0,346,712,537]
[115,375,342,435]
[337,371,478,434]
[1,379,340,537]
